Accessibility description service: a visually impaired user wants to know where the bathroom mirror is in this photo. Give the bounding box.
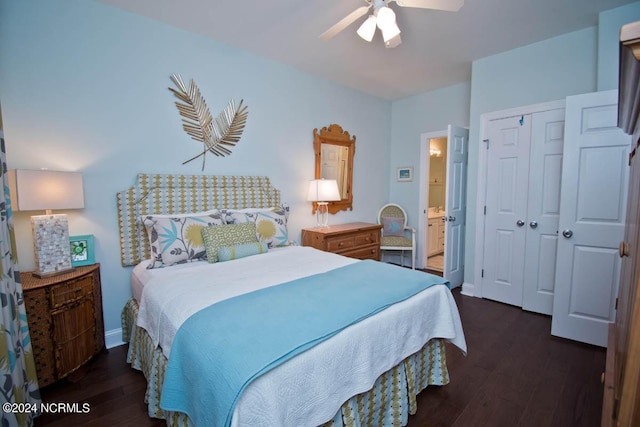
[313,123,355,214]
[428,156,445,208]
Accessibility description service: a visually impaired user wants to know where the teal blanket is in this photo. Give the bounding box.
[159,260,447,427]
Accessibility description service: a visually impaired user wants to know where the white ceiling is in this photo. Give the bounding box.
[98,0,636,100]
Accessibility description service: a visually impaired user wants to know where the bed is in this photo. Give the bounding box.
[118,173,467,427]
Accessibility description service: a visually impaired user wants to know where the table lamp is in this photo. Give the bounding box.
[307,179,341,228]
[8,169,84,277]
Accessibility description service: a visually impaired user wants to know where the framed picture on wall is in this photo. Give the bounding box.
[397,167,413,182]
[70,235,95,267]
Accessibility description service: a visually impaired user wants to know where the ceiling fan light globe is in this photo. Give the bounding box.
[385,33,402,48]
[376,6,396,30]
[357,15,377,42]
[382,23,401,42]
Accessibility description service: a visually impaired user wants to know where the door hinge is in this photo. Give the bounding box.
[613,397,620,420]
[483,138,489,149]
[484,205,487,215]
[630,147,636,166]
[481,269,484,278]
[615,297,619,310]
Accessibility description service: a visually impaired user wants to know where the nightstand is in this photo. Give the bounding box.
[301,222,382,260]
[21,264,105,387]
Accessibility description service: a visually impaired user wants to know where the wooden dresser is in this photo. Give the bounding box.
[301,222,381,260]
[21,264,105,387]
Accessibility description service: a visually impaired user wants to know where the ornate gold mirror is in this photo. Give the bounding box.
[313,123,355,214]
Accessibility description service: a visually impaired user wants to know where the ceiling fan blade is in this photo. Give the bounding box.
[320,5,371,41]
[392,0,463,12]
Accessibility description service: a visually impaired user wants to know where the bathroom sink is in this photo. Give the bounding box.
[428,209,446,219]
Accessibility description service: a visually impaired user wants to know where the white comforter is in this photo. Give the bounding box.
[134,245,466,427]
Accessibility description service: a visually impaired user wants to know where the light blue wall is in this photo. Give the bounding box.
[463,1,640,287]
[598,2,640,91]
[389,82,471,227]
[464,27,599,286]
[0,0,391,334]
[386,3,640,277]
[3,0,639,335]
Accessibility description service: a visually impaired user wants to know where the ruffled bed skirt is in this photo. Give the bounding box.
[122,297,449,426]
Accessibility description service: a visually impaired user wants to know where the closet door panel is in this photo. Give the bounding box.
[569,246,619,318]
[523,108,565,315]
[482,116,531,306]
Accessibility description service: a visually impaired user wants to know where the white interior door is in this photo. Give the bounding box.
[482,115,532,306]
[551,90,630,347]
[522,109,565,315]
[444,125,468,288]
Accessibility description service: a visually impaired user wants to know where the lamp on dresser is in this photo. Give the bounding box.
[307,178,341,228]
[8,169,84,277]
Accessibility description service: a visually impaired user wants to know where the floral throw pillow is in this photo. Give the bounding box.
[142,210,224,268]
[221,205,290,248]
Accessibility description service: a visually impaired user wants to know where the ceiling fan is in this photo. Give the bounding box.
[320,0,464,48]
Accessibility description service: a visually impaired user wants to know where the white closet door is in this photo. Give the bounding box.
[444,125,468,288]
[551,90,630,347]
[522,109,565,315]
[482,115,532,306]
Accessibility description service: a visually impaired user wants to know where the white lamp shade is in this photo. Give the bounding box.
[8,169,84,211]
[307,179,341,202]
[357,15,377,42]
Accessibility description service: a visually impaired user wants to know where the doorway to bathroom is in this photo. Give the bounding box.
[426,137,446,272]
[417,125,468,288]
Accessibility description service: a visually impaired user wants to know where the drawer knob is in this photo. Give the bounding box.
[339,242,344,246]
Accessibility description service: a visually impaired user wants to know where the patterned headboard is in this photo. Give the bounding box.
[117,174,281,266]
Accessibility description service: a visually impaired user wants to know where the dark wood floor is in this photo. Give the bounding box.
[35,289,605,427]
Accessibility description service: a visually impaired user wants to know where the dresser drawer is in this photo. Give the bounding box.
[342,245,380,261]
[50,275,94,309]
[326,235,355,252]
[354,230,379,246]
[301,223,382,261]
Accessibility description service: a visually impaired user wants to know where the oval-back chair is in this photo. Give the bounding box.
[376,203,416,269]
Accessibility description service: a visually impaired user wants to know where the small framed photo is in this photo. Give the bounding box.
[397,167,413,182]
[69,235,95,267]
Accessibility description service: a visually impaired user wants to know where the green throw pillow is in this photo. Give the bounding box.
[202,222,258,263]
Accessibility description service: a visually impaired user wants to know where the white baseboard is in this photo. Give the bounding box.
[105,328,125,349]
[461,282,476,297]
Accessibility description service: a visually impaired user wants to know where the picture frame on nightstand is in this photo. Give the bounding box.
[70,234,95,267]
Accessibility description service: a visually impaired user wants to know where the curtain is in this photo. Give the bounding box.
[0,106,41,426]
[618,43,640,135]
